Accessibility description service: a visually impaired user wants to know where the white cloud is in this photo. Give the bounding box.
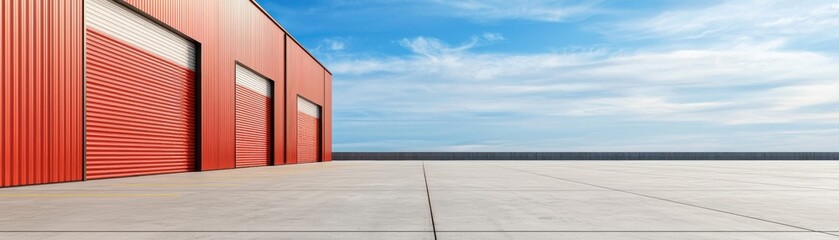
[764,84,839,111]
[617,0,839,43]
[330,35,839,151]
[396,33,505,58]
[398,36,474,57]
[325,0,839,151]
[323,38,346,51]
[431,0,600,22]
[482,32,505,41]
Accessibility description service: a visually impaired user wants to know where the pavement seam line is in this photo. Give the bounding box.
[562,165,836,191]
[435,230,823,233]
[423,161,438,240]
[606,164,839,181]
[0,231,434,233]
[493,165,839,238]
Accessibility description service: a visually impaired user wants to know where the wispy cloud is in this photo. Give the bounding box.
[615,0,839,44]
[329,33,839,150]
[482,32,505,41]
[430,0,601,22]
[323,38,346,51]
[261,0,603,32]
[333,35,839,123]
[397,32,506,58]
[264,0,839,151]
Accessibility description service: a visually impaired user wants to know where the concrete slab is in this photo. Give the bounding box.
[639,190,839,231]
[2,160,839,239]
[425,163,601,190]
[0,190,431,231]
[0,162,432,234]
[0,232,435,240]
[436,232,839,240]
[428,190,796,231]
[518,168,810,191]
[523,161,839,191]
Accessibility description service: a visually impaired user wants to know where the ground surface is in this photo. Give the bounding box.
[1,161,838,240]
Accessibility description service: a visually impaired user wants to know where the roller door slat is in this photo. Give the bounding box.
[297,97,321,163]
[85,0,196,180]
[235,65,272,168]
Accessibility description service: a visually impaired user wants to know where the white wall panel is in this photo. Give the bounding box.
[236,65,273,97]
[85,0,196,70]
[298,97,321,118]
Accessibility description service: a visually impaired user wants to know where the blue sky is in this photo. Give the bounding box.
[258,0,839,151]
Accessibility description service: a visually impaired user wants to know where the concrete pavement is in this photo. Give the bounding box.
[1,161,838,239]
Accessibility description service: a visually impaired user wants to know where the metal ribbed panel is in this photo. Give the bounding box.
[323,73,332,161]
[286,37,325,104]
[85,30,196,179]
[297,112,320,164]
[124,0,290,169]
[235,89,272,167]
[85,0,195,70]
[2,0,84,187]
[236,65,272,97]
[3,0,332,187]
[285,37,327,164]
[297,97,320,118]
[85,1,197,179]
[235,65,272,168]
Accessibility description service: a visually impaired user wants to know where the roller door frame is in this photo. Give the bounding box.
[83,0,202,179]
[234,62,275,167]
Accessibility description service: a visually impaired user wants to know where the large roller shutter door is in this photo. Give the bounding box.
[84,0,197,179]
[297,97,321,164]
[235,65,273,168]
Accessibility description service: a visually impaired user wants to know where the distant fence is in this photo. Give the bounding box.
[333,152,839,160]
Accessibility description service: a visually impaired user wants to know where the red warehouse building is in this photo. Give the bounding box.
[1,0,333,187]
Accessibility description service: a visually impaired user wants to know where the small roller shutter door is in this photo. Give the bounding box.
[84,0,197,179]
[235,65,273,168]
[297,97,321,164]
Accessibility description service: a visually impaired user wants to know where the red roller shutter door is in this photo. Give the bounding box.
[84,0,197,179]
[297,97,321,164]
[235,65,273,168]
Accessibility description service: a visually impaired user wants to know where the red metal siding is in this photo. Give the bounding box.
[123,0,289,170]
[235,85,272,167]
[297,112,320,164]
[287,39,325,104]
[323,73,332,161]
[85,30,197,179]
[273,37,285,166]
[286,37,327,164]
[1,0,84,187]
[2,0,332,187]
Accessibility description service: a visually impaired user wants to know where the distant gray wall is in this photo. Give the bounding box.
[333,152,839,160]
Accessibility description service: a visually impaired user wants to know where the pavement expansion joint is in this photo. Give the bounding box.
[422,161,439,240]
[489,164,839,238]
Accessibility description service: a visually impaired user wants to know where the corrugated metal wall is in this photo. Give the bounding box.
[122,0,330,170]
[323,73,332,162]
[285,37,329,164]
[1,0,332,187]
[1,0,84,187]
